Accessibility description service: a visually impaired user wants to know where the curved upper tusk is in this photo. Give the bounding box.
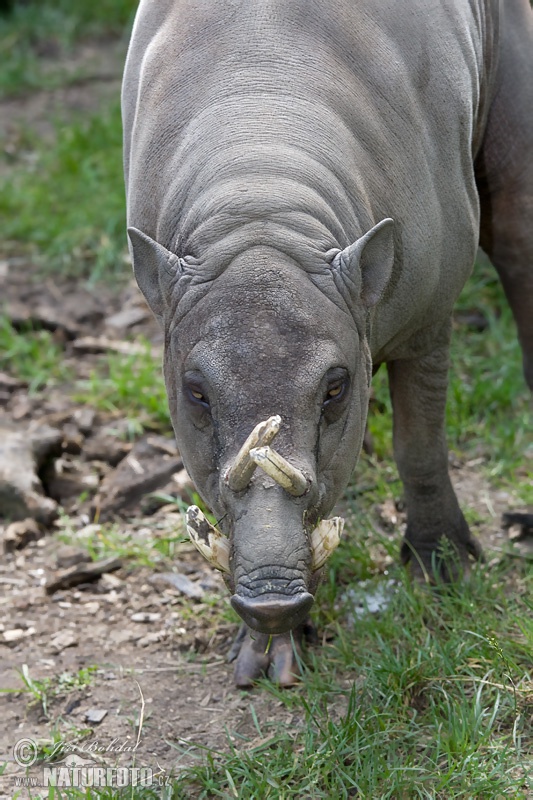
[310,516,344,570]
[249,445,308,497]
[225,415,281,492]
[186,505,230,573]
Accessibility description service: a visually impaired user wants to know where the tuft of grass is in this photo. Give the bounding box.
[0,318,72,391]
[56,513,188,566]
[13,664,97,721]
[1,102,128,281]
[74,340,171,431]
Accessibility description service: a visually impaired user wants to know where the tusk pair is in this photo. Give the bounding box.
[185,506,344,573]
[225,415,308,496]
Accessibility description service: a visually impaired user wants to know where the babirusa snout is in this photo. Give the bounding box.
[225,415,281,491]
[249,445,308,496]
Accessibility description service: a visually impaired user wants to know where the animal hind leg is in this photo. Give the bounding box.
[477,0,533,390]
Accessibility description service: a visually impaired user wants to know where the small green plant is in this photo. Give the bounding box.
[31,723,92,765]
[56,666,98,693]
[18,664,53,718]
[17,664,98,721]
[57,514,188,567]
[0,318,71,391]
[74,341,171,431]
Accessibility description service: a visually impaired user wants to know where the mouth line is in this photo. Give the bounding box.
[230,591,315,635]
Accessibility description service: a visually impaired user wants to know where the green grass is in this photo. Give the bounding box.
[7,664,98,721]
[0,318,72,391]
[56,511,188,565]
[0,0,137,98]
[74,340,171,431]
[174,558,531,798]
[0,101,128,281]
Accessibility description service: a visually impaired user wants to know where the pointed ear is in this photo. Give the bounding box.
[333,218,395,307]
[127,227,182,319]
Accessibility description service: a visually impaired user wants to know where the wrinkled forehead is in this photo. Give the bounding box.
[173,253,357,376]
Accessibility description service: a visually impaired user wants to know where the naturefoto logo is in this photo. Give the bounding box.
[12,738,172,789]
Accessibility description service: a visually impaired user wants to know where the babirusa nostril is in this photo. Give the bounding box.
[249,445,308,496]
[225,415,281,492]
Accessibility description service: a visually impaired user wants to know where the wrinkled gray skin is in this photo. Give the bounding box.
[123,0,533,686]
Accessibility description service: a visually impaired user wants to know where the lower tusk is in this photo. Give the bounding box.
[249,445,308,497]
[186,505,230,573]
[226,415,281,492]
[310,516,344,570]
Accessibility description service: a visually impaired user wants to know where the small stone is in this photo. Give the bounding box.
[3,519,42,553]
[150,572,205,600]
[3,628,27,642]
[72,408,96,435]
[83,602,100,614]
[99,573,122,590]
[49,630,78,653]
[137,631,167,647]
[85,709,108,724]
[55,545,92,569]
[130,612,161,623]
[106,307,149,330]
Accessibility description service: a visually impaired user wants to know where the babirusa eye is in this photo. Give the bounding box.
[185,383,210,408]
[327,383,344,398]
[323,379,347,407]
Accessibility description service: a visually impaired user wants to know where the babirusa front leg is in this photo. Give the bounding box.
[387,322,482,581]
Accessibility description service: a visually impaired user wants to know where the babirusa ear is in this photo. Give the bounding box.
[127,227,182,319]
[334,218,395,307]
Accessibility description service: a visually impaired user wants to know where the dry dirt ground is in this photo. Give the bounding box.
[0,37,530,799]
